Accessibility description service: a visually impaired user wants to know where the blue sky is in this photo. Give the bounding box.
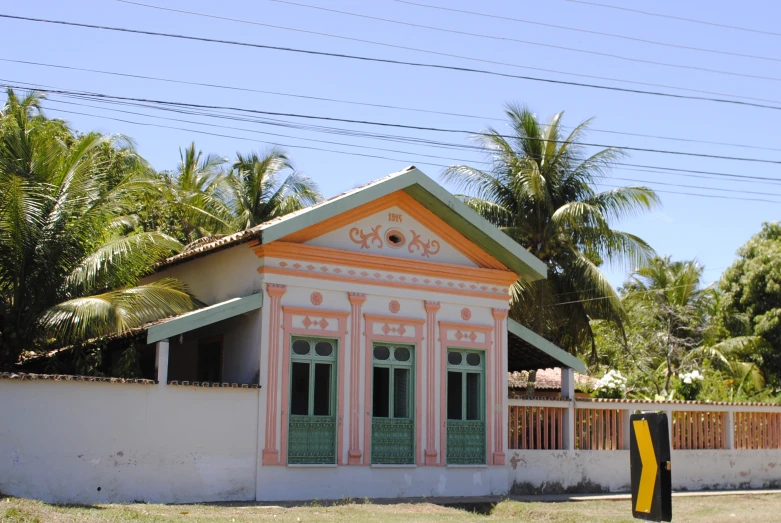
[2,0,780,288]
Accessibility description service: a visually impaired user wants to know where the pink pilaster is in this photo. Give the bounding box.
[424,301,441,465]
[347,293,367,464]
[492,308,508,466]
[262,283,287,466]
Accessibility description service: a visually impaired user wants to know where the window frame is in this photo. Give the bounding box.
[371,343,415,421]
[289,336,338,418]
[446,349,485,422]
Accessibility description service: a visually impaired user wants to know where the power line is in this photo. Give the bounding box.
[9,77,781,189]
[28,94,781,204]
[7,56,781,154]
[598,183,781,204]
[554,282,717,307]
[45,104,781,206]
[607,176,781,198]
[394,0,781,63]
[45,98,483,164]
[44,96,781,197]
[565,0,781,38]
[4,14,781,113]
[256,0,781,83]
[10,82,781,166]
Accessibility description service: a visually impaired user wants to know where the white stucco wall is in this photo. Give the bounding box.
[0,380,260,504]
[143,244,261,305]
[506,449,781,493]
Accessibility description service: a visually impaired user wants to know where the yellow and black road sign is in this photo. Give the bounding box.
[630,412,672,522]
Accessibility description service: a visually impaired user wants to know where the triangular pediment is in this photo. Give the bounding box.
[280,191,506,270]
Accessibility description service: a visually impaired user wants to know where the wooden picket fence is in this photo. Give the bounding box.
[508,399,781,451]
[734,412,781,450]
[508,404,565,450]
[576,408,624,450]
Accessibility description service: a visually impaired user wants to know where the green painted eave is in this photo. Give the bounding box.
[259,167,546,282]
[507,318,586,373]
[147,293,263,344]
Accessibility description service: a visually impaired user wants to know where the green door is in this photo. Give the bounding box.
[288,337,338,464]
[446,349,486,465]
[371,344,415,464]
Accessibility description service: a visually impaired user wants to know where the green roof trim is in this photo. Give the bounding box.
[147,293,263,344]
[259,167,547,282]
[507,319,586,373]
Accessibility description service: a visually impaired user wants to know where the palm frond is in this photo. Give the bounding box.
[39,278,202,343]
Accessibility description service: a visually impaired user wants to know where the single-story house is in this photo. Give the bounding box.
[0,166,585,502]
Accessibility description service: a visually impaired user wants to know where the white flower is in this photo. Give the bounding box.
[684,377,692,384]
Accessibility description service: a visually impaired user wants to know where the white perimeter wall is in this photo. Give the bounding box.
[507,449,781,493]
[0,380,260,504]
[3,379,780,504]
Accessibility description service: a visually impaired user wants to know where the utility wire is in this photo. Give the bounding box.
[45,104,781,205]
[4,13,781,112]
[256,0,781,83]
[9,78,781,189]
[32,94,781,202]
[44,96,781,197]
[565,0,781,38]
[7,56,781,154]
[393,0,781,63]
[554,282,717,307]
[8,82,781,165]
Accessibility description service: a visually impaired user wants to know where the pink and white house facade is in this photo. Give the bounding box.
[0,167,585,503]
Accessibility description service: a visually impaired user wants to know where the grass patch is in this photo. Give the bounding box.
[1,493,781,522]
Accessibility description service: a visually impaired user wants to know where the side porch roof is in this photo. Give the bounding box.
[507,319,586,374]
[146,293,263,344]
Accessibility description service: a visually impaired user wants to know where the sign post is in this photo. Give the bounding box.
[630,412,672,522]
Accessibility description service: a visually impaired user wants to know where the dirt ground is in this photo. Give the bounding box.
[2,493,780,522]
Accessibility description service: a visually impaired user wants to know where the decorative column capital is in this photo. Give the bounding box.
[424,300,441,312]
[348,292,367,305]
[266,283,287,297]
[492,308,509,320]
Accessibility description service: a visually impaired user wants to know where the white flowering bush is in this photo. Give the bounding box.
[676,369,704,400]
[593,369,627,399]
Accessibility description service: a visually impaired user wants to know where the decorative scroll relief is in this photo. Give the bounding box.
[306,205,477,267]
[292,314,339,332]
[445,328,487,345]
[350,225,440,258]
[372,322,418,339]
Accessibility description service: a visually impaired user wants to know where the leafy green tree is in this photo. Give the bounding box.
[226,149,320,229]
[443,104,659,359]
[0,89,200,369]
[719,222,781,385]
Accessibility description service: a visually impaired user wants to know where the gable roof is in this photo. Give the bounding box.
[158,167,547,282]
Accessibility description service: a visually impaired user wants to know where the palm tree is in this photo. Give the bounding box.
[623,257,711,391]
[442,104,659,360]
[226,149,320,229]
[0,89,200,369]
[157,143,232,242]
